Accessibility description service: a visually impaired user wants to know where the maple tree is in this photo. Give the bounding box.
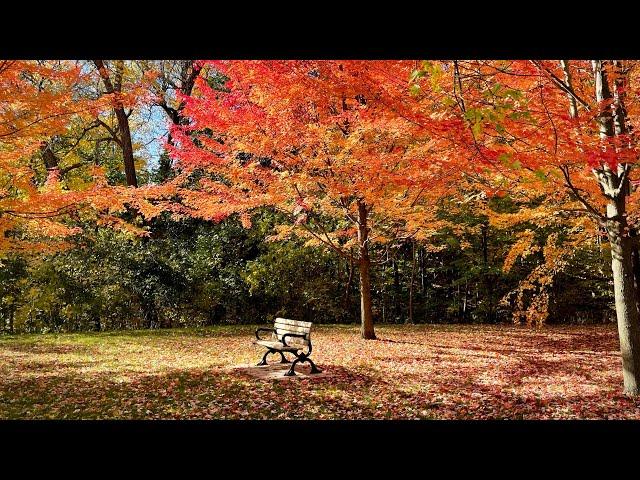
[168,60,477,339]
[0,60,168,256]
[0,60,93,253]
[411,60,640,395]
[443,172,597,327]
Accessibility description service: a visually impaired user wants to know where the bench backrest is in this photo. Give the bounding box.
[273,318,312,347]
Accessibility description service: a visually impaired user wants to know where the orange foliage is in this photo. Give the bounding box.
[411,61,640,324]
[168,61,480,258]
[413,60,640,220]
[0,61,90,252]
[0,60,159,253]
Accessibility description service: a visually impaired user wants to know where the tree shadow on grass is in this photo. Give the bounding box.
[376,338,425,346]
[427,327,620,357]
[0,364,384,419]
[530,333,620,354]
[0,342,98,355]
[368,331,621,412]
[1,356,639,419]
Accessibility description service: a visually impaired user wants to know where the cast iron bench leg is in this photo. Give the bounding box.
[306,357,322,374]
[279,351,291,363]
[284,357,301,376]
[284,353,322,376]
[257,349,273,366]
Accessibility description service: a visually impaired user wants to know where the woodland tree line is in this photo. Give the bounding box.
[0,198,614,334]
[2,59,640,393]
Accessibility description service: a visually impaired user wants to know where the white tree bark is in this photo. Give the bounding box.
[592,60,640,395]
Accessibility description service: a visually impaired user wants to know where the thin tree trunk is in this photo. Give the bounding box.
[393,257,400,321]
[560,60,578,119]
[462,279,468,322]
[407,240,416,324]
[481,222,493,322]
[141,297,159,329]
[381,250,388,323]
[357,200,376,339]
[342,258,354,310]
[114,107,137,187]
[93,60,138,187]
[631,230,640,314]
[40,141,59,169]
[420,246,425,293]
[158,152,173,182]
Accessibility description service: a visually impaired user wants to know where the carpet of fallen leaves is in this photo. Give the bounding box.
[1,324,640,419]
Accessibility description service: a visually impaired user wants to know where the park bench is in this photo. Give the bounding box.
[254,318,322,376]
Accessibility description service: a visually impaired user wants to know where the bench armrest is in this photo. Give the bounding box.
[255,327,275,340]
[281,332,308,347]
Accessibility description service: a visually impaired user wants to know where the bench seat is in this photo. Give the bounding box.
[253,340,301,351]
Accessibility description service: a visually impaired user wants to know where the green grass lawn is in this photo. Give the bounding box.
[1,324,639,419]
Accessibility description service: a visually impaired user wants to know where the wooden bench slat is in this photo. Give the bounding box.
[274,320,311,330]
[274,324,310,335]
[274,318,312,328]
[256,318,312,349]
[253,340,301,351]
[275,335,309,346]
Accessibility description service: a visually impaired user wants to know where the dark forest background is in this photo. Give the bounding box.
[1,195,614,334]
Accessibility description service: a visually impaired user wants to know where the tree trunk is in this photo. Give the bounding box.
[629,229,640,315]
[393,258,400,321]
[115,107,137,187]
[481,222,493,322]
[342,258,354,310]
[40,141,59,169]
[462,279,468,321]
[606,196,640,395]
[407,240,416,324]
[141,298,159,329]
[420,246,425,293]
[93,60,138,187]
[357,201,376,339]
[592,59,640,395]
[158,152,173,182]
[560,60,578,119]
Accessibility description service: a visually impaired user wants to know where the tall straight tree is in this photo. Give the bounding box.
[169,60,471,339]
[415,60,640,395]
[589,60,640,394]
[92,60,138,187]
